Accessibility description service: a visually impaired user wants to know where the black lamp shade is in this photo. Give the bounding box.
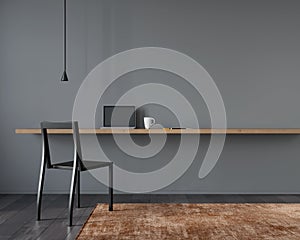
[61,71,69,82]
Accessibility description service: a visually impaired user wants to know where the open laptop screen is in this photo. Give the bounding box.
[103,106,136,128]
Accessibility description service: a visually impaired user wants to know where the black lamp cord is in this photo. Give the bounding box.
[63,0,67,72]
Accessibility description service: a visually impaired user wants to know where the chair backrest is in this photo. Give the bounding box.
[40,121,83,169]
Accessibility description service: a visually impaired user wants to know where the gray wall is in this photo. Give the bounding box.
[1,0,300,193]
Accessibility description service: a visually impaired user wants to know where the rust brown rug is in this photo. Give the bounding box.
[77,203,300,240]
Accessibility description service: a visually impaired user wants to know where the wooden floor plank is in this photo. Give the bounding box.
[129,194,151,203]
[186,194,211,203]
[0,195,35,225]
[150,194,171,203]
[168,194,189,203]
[0,195,24,211]
[9,194,66,240]
[38,207,87,240]
[275,194,300,203]
[222,194,248,203]
[0,195,36,238]
[202,194,228,203]
[239,194,267,203]
[258,194,284,203]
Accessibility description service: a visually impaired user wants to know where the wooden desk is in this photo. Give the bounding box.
[15,128,300,135]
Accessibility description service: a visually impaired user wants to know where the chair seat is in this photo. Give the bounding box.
[52,160,112,171]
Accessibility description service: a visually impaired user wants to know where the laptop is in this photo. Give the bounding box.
[102,105,136,129]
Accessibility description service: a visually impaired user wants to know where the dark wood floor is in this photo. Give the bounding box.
[1,194,300,240]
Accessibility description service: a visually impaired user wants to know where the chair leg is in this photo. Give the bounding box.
[37,160,46,221]
[68,164,78,226]
[77,170,80,208]
[109,164,113,211]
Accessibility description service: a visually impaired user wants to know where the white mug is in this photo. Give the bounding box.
[144,117,155,129]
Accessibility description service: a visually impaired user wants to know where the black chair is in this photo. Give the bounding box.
[36,121,113,226]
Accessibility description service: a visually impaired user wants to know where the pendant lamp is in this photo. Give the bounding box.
[61,0,68,81]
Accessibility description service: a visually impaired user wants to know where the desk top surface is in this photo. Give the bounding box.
[15,128,300,134]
